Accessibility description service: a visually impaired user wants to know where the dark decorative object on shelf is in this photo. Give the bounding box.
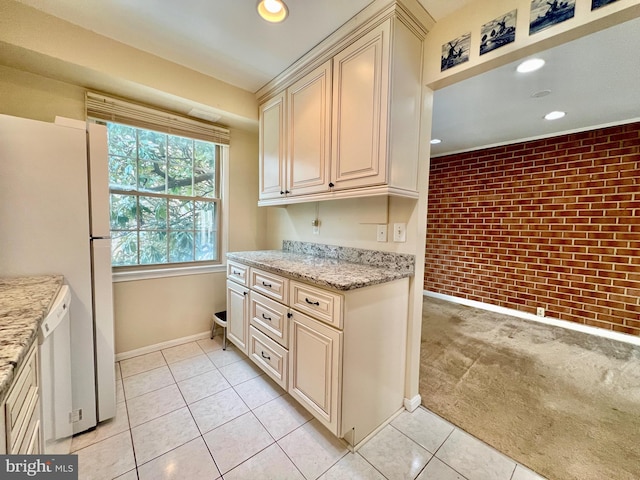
[441,32,471,72]
[529,0,576,35]
[480,9,517,55]
[592,0,620,10]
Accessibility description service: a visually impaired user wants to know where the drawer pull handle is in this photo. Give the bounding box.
[232,270,241,275]
[305,298,320,306]
[262,281,272,288]
[262,313,272,321]
[261,351,271,361]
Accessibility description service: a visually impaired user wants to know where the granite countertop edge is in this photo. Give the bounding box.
[0,275,63,405]
[227,250,413,291]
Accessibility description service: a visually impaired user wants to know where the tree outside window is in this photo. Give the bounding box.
[107,123,220,267]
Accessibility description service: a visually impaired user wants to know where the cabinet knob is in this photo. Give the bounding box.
[243,291,248,296]
[285,190,291,194]
[329,182,334,188]
[280,190,284,195]
[287,312,293,318]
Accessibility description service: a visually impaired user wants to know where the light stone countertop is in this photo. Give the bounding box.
[0,275,63,404]
[227,248,414,291]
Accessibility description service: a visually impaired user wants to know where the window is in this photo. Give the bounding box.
[107,123,221,267]
[86,91,230,272]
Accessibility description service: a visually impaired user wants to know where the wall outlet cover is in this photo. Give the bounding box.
[377,224,387,242]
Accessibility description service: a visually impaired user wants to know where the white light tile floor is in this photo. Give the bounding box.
[72,338,547,480]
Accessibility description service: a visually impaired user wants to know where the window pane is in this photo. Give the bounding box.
[110,194,137,230]
[169,231,194,263]
[169,199,194,230]
[109,155,137,190]
[194,141,216,198]
[139,231,168,264]
[168,135,194,196]
[107,124,137,157]
[139,196,167,230]
[196,229,215,261]
[195,201,216,261]
[138,130,166,192]
[195,201,215,230]
[112,231,138,266]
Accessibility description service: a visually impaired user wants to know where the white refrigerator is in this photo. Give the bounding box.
[0,114,116,435]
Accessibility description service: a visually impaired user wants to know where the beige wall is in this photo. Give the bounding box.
[0,64,85,121]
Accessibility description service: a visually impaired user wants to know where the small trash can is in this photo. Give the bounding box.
[211,311,227,350]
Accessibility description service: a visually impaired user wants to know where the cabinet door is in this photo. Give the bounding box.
[259,92,286,200]
[289,310,342,435]
[331,20,390,190]
[287,60,332,196]
[226,279,249,354]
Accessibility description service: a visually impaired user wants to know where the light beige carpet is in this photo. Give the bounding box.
[420,297,640,480]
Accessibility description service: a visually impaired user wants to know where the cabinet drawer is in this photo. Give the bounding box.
[249,327,288,389]
[250,268,289,304]
[227,260,249,286]
[6,344,38,453]
[250,291,289,348]
[290,281,343,329]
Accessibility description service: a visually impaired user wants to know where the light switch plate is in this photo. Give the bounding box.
[393,223,406,242]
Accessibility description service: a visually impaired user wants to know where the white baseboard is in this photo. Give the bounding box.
[115,330,212,361]
[424,291,640,347]
[404,394,422,412]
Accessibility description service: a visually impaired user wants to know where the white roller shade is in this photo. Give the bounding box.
[86,91,230,145]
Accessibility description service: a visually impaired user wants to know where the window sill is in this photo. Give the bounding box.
[112,263,226,282]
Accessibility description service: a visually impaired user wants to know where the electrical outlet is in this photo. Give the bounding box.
[376,224,387,242]
[393,223,406,242]
[536,307,545,317]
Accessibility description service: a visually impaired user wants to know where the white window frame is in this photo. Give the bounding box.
[86,92,230,282]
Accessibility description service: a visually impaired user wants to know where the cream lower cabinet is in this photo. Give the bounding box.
[227,261,409,447]
[2,342,40,455]
[289,310,342,435]
[226,279,249,355]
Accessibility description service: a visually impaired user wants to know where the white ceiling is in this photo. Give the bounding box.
[12,0,640,156]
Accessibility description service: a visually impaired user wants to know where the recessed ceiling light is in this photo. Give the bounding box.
[257,0,288,23]
[430,138,442,144]
[517,58,545,73]
[544,111,566,120]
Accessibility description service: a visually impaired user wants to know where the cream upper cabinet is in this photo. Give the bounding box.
[287,60,332,197]
[258,92,286,200]
[257,3,426,206]
[332,17,423,195]
[331,20,390,190]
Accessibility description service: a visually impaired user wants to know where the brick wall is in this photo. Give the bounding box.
[425,122,640,336]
